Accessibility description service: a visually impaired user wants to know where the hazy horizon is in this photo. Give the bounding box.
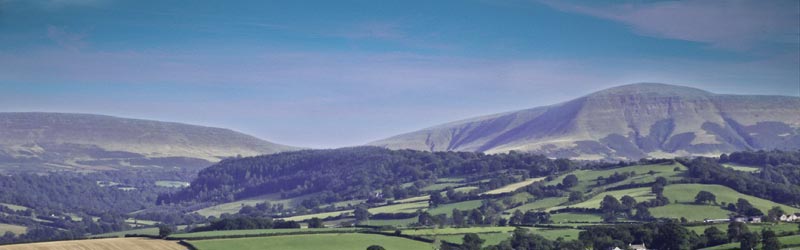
[1,0,798,148]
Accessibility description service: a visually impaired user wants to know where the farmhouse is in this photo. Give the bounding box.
[780,213,799,222]
[629,243,648,250]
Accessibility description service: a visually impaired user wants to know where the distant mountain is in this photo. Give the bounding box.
[0,112,298,173]
[370,83,800,160]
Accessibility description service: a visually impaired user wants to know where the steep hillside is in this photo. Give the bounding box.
[0,112,297,172]
[370,83,800,160]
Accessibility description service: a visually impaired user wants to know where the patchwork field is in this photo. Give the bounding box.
[544,163,686,193]
[481,177,546,195]
[187,233,435,250]
[721,163,760,173]
[0,238,185,250]
[171,228,360,239]
[661,184,800,215]
[700,235,800,250]
[0,223,26,235]
[155,181,190,188]
[0,203,28,212]
[195,193,314,217]
[506,197,567,213]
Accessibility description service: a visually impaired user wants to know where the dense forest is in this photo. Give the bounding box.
[158,147,579,205]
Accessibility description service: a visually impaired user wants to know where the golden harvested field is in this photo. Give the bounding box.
[0,238,186,250]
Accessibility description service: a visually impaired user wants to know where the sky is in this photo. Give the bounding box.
[0,0,798,148]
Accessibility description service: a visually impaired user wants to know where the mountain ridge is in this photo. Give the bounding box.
[370,83,800,160]
[0,112,298,172]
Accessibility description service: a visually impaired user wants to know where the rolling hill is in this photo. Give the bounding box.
[0,112,297,173]
[370,83,800,160]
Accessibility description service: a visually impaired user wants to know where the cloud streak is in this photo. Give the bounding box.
[539,0,800,50]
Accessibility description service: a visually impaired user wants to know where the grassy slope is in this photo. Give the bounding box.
[0,223,27,235]
[188,233,435,250]
[482,177,546,195]
[701,235,800,250]
[649,184,800,221]
[544,163,686,193]
[171,228,359,239]
[506,197,567,213]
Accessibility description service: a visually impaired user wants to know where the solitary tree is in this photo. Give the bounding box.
[354,205,371,223]
[762,229,781,250]
[307,217,324,228]
[462,233,485,250]
[562,174,579,188]
[366,245,385,250]
[739,232,760,250]
[694,191,717,204]
[158,224,175,238]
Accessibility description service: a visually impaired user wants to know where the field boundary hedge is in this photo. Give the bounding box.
[166,229,364,241]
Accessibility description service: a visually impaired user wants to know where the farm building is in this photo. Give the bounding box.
[780,213,799,222]
[629,243,648,250]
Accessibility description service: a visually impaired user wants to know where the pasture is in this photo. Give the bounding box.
[0,223,26,235]
[0,238,185,250]
[171,227,360,239]
[481,177,545,195]
[544,163,686,192]
[187,233,435,250]
[721,163,760,173]
[662,184,800,214]
[155,181,190,188]
[506,197,567,213]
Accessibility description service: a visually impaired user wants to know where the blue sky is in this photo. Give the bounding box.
[0,0,798,148]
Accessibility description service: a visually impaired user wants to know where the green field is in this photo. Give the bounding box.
[559,187,653,209]
[428,200,484,215]
[634,184,799,222]
[362,217,418,227]
[0,203,29,212]
[508,197,567,213]
[395,227,580,246]
[195,193,314,217]
[434,232,511,246]
[398,226,514,236]
[171,228,360,239]
[549,212,604,223]
[650,204,731,222]
[188,233,435,250]
[155,180,190,188]
[662,184,800,214]
[529,227,582,240]
[0,223,27,234]
[545,163,686,193]
[91,227,160,237]
[125,218,159,226]
[482,177,546,195]
[687,223,799,235]
[421,183,463,191]
[370,201,428,214]
[721,163,760,173]
[701,235,800,250]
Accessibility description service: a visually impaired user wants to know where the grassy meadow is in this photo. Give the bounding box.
[187,233,436,250]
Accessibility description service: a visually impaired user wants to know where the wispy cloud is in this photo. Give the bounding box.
[46,25,88,51]
[539,0,800,50]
